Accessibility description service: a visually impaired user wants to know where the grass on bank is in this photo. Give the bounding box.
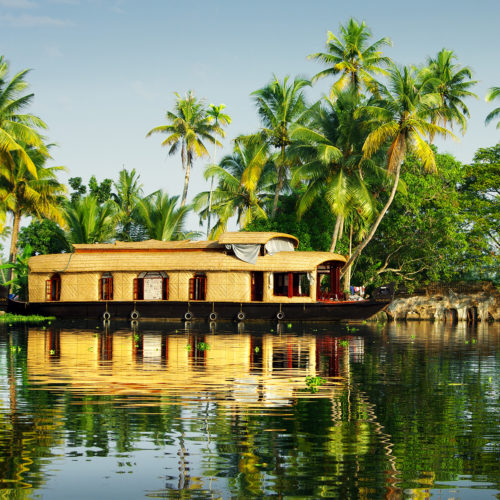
[0,313,56,325]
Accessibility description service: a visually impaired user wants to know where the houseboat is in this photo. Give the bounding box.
[11,232,391,321]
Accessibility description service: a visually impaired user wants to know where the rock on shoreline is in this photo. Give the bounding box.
[385,283,500,322]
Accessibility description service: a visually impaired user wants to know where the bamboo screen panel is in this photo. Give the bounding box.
[206,272,250,302]
[29,274,50,302]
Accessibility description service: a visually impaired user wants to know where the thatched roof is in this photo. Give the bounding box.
[218,231,299,247]
[74,239,222,253]
[29,250,345,274]
[72,232,299,253]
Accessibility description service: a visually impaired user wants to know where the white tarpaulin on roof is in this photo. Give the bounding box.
[264,238,295,255]
[227,244,261,264]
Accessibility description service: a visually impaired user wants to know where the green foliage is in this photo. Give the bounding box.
[305,375,326,393]
[0,312,56,324]
[18,219,70,255]
[0,244,32,298]
[64,195,119,244]
[68,177,87,202]
[355,151,469,289]
[69,176,113,204]
[245,193,335,251]
[459,144,500,283]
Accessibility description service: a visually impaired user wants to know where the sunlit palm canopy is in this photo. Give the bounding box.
[146,91,220,206]
[291,92,376,222]
[136,190,194,241]
[485,86,500,129]
[0,56,48,179]
[423,48,477,134]
[308,18,392,96]
[193,136,274,238]
[362,64,456,172]
[64,195,119,245]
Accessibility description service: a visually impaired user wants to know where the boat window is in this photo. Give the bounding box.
[45,274,61,301]
[273,272,311,298]
[317,261,342,301]
[134,272,168,300]
[189,273,206,301]
[99,273,113,300]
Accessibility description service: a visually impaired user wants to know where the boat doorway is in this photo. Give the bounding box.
[251,272,264,301]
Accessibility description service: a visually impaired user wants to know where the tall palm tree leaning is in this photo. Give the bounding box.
[424,48,477,141]
[252,75,310,217]
[290,90,375,254]
[206,104,231,238]
[0,145,66,280]
[146,91,219,207]
[308,18,392,97]
[485,86,500,128]
[0,56,49,180]
[341,64,455,276]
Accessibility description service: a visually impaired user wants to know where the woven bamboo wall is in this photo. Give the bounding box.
[29,273,49,302]
[29,269,318,303]
[206,272,250,302]
[61,273,100,302]
[169,272,192,301]
[112,272,136,301]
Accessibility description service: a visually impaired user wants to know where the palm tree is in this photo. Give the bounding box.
[135,190,193,241]
[342,64,454,274]
[193,136,274,238]
[424,48,477,138]
[64,195,119,245]
[308,18,392,97]
[291,91,376,253]
[0,145,66,279]
[112,168,144,241]
[146,91,219,207]
[206,104,231,237]
[485,86,500,128]
[252,75,310,217]
[0,56,48,179]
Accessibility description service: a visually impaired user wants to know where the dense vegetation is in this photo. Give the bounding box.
[0,19,498,296]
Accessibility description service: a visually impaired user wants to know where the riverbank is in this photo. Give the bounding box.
[385,282,499,321]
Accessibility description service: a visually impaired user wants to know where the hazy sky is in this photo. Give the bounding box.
[1,0,499,231]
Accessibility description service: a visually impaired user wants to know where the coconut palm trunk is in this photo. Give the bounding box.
[271,146,286,217]
[330,215,343,252]
[341,153,403,277]
[7,210,22,282]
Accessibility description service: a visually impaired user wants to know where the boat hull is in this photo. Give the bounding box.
[8,299,390,322]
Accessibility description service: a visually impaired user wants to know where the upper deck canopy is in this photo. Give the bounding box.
[217,232,299,248]
[29,231,345,273]
[29,251,345,274]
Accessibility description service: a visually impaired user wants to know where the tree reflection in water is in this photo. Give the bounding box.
[0,321,498,498]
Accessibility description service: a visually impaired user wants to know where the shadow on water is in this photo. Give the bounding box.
[0,320,498,499]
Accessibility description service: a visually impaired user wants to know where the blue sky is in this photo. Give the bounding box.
[1,0,499,231]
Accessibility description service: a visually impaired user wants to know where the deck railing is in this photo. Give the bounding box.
[317,291,346,302]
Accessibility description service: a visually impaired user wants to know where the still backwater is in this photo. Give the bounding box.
[0,320,498,499]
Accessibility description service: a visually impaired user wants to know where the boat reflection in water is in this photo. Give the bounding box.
[26,324,364,406]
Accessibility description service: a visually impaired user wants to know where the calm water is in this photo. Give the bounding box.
[0,320,498,499]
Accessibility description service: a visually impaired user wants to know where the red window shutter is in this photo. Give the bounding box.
[109,277,113,300]
[189,277,195,300]
[99,278,103,300]
[45,280,52,301]
[288,273,293,298]
[133,278,138,300]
